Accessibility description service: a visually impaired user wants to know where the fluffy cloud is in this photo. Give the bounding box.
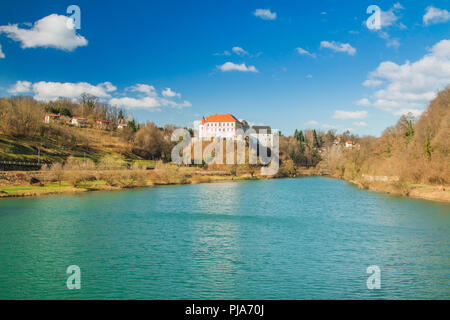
[31,81,116,101]
[232,46,249,56]
[333,110,368,119]
[217,62,258,73]
[0,14,87,51]
[8,80,32,93]
[111,84,189,109]
[423,6,450,26]
[320,41,356,55]
[361,39,450,115]
[0,44,4,58]
[162,87,181,98]
[353,121,368,127]
[365,4,404,47]
[253,9,277,20]
[7,80,190,110]
[362,79,382,87]
[109,97,191,109]
[379,2,404,28]
[355,98,371,107]
[305,120,318,125]
[127,84,157,96]
[296,47,316,58]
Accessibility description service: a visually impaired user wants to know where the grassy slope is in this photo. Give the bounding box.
[0,127,153,165]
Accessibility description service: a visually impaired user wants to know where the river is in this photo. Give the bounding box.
[0,177,448,299]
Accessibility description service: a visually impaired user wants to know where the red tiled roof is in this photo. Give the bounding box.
[201,117,206,125]
[205,114,238,122]
[46,114,60,117]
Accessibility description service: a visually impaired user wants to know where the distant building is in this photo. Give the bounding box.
[250,126,276,147]
[198,114,246,139]
[334,135,342,145]
[345,140,353,148]
[44,114,60,124]
[96,119,112,128]
[70,117,88,126]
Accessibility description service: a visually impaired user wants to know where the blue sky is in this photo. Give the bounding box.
[0,0,449,136]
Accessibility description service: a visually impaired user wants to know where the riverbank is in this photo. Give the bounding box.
[0,167,263,198]
[1,166,449,203]
[347,177,450,203]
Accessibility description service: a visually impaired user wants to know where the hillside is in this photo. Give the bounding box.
[318,87,450,200]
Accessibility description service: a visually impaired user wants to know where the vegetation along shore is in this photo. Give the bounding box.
[0,88,448,202]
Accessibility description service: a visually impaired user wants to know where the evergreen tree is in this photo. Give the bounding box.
[298,130,305,142]
[405,120,414,138]
[313,130,320,148]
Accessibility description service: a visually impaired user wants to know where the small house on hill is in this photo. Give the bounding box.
[96,119,112,129]
[44,114,60,124]
[70,117,88,126]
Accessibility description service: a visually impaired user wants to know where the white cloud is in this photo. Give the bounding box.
[379,31,400,48]
[321,12,327,15]
[296,47,316,58]
[217,62,258,73]
[127,84,157,96]
[0,14,87,51]
[214,50,231,56]
[423,6,450,26]
[379,3,404,28]
[361,39,450,114]
[320,41,356,55]
[8,80,32,93]
[99,82,117,92]
[109,97,191,109]
[253,9,277,20]
[162,87,181,98]
[393,108,423,117]
[333,110,368,119]
[31,81,116,101]
[365,4,404,47]
[353,121,368,127]
[305,120,318,125]
[322,124,338,129]
[0,44,4,58]
[305,74,313,79]
[112,84,189,109]
[232,46,249,56]
[363,79,382,87]
[8,80,191,110]
[355,98,371,107]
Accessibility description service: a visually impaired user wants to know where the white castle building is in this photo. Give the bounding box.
[198,114,247,139]
[198,114,276,147]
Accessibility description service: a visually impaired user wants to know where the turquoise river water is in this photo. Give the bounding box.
[0,177,449,299]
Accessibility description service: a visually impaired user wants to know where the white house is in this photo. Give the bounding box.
[345,140,353,148]
[70,117,88,126]
[198,114,247,139]
[44,114,60,124]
